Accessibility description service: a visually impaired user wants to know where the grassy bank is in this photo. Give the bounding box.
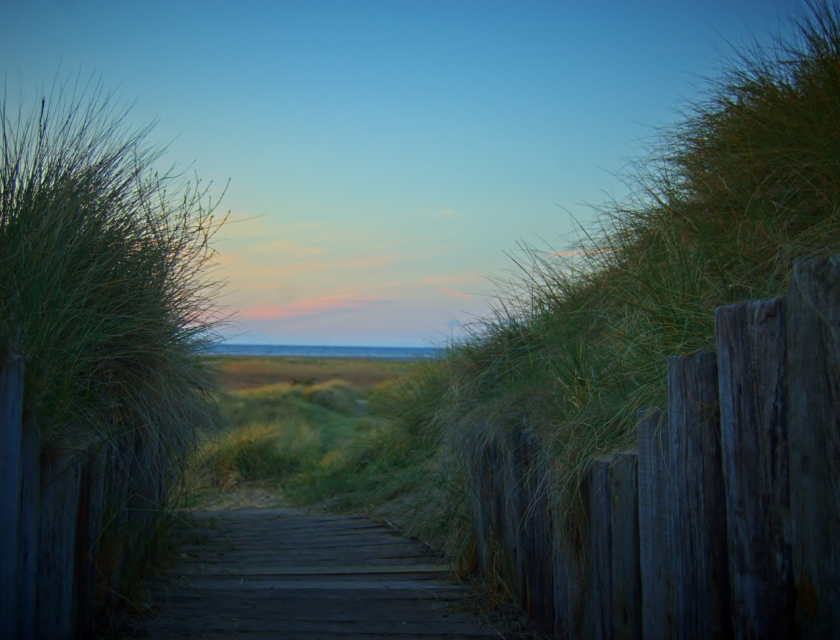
[364,0,840,576]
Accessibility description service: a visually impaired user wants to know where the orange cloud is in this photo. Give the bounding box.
[422,274,481,285]
[437,287,473,299]
[238,295,395,321]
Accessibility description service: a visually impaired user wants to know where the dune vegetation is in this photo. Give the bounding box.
[0,75,227,615]
[191,4,840,585]
[277,0,840,575]
[186,357,435,519]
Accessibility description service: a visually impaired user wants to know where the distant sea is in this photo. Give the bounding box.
[207,344,443,361]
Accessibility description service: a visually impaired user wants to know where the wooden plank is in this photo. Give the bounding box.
[175,578,466,591]
[146,615,495,635]
[0,356,24,640]
[637,410,674,640]
[471,440,495,580]
[520,432,555,631]
[156,592,464,607]
[716,298,794,640]
[668,353,732,640]
[179,564,451,576]
[36,453,83,640]
[610,450,641,640]
[584,455,613,640]
[146,509,514,638]
[75,447,107,638]
[553,525,585,640]
[786,256,840,638]
[504,432,527,606]
[150,634,494,640]
[16,417,40,640]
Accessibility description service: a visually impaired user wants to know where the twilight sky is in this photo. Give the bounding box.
[2,0,797,346]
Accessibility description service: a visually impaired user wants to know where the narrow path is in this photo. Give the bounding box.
[146,508,502,639]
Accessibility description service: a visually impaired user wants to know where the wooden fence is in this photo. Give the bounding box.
[0,362,167,640]
[470,255,840,639]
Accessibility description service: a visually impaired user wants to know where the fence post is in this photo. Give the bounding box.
[716,298,794,639]
[584,455,613,640]
[786,256,840,638]
[611,450,642,640]
[504,432,528,605]
[520,432,555,631]
[668,353,732,640]
[637,410,674,639]
[0,356,24,640]
[36,453,82,640]
[17,418,41,640]
[553,528,585,640]
[76,446,107,637]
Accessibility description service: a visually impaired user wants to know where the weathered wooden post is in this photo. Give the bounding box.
[637,410,674,640]
[668,353,732,640]
[504,432,528,605]
[716,298,794,639]
[584,455,613,640]
[520,432,555,630]
[471,438,495,578]
[36,453,83,640]
[76,446,107,637]
[17,418,41,640]
[0,356,25,640]
[786,256,840,638]
[553,529,586,640]
[610,450,641,640]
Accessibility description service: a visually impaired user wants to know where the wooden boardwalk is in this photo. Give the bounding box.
[146,508,502,639]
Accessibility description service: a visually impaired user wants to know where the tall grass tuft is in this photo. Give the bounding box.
[0,73,227,618]
[374,0,840,577]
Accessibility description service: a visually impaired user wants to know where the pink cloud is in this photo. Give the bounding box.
[422,274,481,285]
[238,295,394,321]
[437,287,473,299]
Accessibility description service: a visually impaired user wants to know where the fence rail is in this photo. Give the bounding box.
[470,256,840,640]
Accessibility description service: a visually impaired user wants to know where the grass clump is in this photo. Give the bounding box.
[189,375,384,505]
[0,74,226,623]
[371,0,840,573]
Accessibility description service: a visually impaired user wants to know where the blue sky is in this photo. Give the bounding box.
[2,0,798,345]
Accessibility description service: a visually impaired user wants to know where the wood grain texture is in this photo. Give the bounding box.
[75,447,106,638]
[520,432,555,631]
[503,432,528,605]
[668,353,732,640]
[610,450,641,640]
[36,453,83,640]
[786,256,840,639]
[637,410,674,640]
[584,455,613,640]
[553,533,585,640]
[146,509,503,639]
[716,298,794,640]
[16,418,40,640]
[0,356,24,640]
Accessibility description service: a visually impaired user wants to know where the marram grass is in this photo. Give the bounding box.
[0,73,227,625]
[369,0,840,575]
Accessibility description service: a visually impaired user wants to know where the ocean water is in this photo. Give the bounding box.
[207,344,443,361]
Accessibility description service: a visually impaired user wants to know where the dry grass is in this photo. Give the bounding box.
[205,356,415,391]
